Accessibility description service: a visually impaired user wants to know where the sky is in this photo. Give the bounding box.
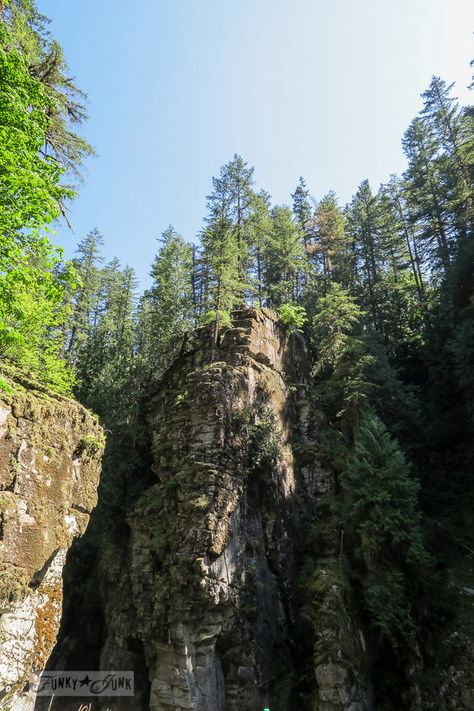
[39,0,474,287]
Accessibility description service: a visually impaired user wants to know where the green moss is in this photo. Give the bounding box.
[9,454,19,478]
[0,565,30,603]
[191,494,210,510]
[172,389,189,407]
[0,377,13,394]
[78,431,106,460]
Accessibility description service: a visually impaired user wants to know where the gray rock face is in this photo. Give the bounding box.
[0,368,103,710]
[90,309,370,710]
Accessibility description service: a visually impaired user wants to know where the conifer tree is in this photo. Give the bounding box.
[315,192,353,285]
[421,76,473,224]
[201,218,245,345]
[138,226,194,377]
[402,118,454,274]
[264,206,308,307]
[206,154,255,288]
[383,175,427,314]
[291,176,313,247]
[201,160,252,344]
[342,413,430,653]
[311,282,373,435]
[66,229,104,359]
[247,189,273,305]
[346,180,384,331]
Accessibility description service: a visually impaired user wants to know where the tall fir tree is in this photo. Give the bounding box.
[291,176,314,247]
[264,206,308,307]
[402,117,454,275]
[315,192,353,285]
[137,226,194,379]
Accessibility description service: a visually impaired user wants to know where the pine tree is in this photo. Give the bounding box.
[346,180,384,331]
[376,189,427,354]
[201,218,245,345]
[264,206,308,307]
[342,413,430,652]
[311,282,373,435]
[291,176,313,247]
[421,76,473,223]
[206,154,255,288]
[247,189,273,306]
[383,175,428,315]
[315,192,353,285]
[402,117,454,275]
[66,229,104,360]
[138,226,194,378]
[201,160,252,345]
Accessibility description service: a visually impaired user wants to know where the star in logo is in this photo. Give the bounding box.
[79,675,91,687]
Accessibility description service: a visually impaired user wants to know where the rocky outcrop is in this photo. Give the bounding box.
[0,366,103,710]
[70,308,370,711]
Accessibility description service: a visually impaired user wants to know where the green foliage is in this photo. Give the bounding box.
[311,283,362,372]
[138,226,195,378]
[172,389,189,407]
[265,205,308,305]
[278,302,307,332]
[201,159,252,339]
[315,191,353,284]
[342,413,430,649]
[364,569,417,645]
[311,282,374,434]
[0,23,78,392]
[71,249,137,412]
[201,308,232,330]
[291,176,313,245]
[2,0,94,179]
[0,28,71,234]
[0,376,13,394]
[239,404,281,475]
[79,431,107,460]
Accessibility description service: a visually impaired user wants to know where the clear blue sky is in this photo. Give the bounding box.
[40,0,473,287]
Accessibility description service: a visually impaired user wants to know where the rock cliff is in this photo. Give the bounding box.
[0,366,103,710]
[3,310,473,710]
[49,309,370,710]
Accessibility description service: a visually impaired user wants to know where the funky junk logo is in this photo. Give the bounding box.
[34,671,134,697]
